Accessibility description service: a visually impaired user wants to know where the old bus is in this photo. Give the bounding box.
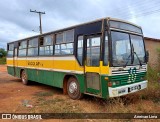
[7,17,148,99]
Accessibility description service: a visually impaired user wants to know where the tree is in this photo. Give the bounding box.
[0,48,7,57]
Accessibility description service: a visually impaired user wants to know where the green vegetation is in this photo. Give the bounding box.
[34,91,54,97]
[147,47,160,81]
[31,91,83,113]
[0,48,7,64]
[0,57,6,64]
[147,65,159,81]
[0,48,7,57]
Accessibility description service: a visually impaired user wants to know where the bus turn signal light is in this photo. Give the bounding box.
[105,77,109,80]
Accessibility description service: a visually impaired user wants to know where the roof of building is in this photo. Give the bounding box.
[144,37,160,42]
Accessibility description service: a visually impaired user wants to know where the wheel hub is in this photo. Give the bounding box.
[69,81,77,94]
[22,73,26,82]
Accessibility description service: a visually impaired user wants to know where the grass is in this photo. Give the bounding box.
[0,57,6,64]
[33,91,54,97]
[31,92,83,113]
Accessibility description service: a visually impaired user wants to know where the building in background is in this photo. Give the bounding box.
[144,37,160,69]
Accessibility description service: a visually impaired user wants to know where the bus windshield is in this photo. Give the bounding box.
[111,31,145,66]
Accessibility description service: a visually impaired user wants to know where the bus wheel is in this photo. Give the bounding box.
[21,70,28,85]
[67,77,83,100]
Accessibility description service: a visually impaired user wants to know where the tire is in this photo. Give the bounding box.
[67,77,83,100]
[21,70,28,85]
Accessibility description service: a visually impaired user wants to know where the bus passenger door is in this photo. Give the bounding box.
[84,35,101,96]
[13,48,18,76]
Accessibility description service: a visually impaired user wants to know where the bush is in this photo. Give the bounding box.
[0,57,6,64]
[0,48,7,57]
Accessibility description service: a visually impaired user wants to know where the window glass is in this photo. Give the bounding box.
[77,36,83,65]
[110,20,142,34]
[87,36,101,66]
[7,44,14,57]
[39,47,45,55]
[18,41,27,56]
[19,41,27,49]
[19,49,27,56]
[65,30,74,42]
[56,33,63,44]
[56,29,74,44]
[44,46,53,55]
[55,43,73,55]
[39,46,53,56]
[55,45,61,55]
[39,35,53,56]
[104,32,108,65]
[44,35,53,45]
[111,31,131,66]
[130,35,145,64]
[7,51,13,57]
[28,38,38,47]
[61,43,73,54]
[8,44,14,51]
[28,48,38,56]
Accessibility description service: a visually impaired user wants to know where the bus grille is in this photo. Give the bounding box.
[110,65,147,85]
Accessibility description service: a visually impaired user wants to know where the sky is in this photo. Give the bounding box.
[0,0,160,49]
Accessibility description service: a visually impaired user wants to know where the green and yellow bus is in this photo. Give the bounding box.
[7,17,149,99]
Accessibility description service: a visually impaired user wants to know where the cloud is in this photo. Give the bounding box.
[0,0,160,50]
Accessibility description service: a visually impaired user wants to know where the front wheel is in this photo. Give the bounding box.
[67,77,83,100]
[21,70,28,85]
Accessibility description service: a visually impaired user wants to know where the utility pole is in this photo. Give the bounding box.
[30,9,45,34]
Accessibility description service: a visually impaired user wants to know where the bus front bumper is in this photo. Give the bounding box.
[108,80,148,97]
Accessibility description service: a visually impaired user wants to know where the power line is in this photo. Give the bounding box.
[110,1,160,20]
[114,0,160,13]
[30,9,45,34]
[111,1,160,18]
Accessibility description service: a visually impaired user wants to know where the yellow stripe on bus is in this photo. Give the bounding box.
[7,59,110,74]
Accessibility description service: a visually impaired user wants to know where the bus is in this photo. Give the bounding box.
[7,17,149,100]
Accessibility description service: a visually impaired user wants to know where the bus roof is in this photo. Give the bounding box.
[7,17,142,44]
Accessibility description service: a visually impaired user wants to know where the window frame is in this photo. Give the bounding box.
[7,43,14,57]
[76,35,84,66]
[18,40,27,57]
[55,29,74,44]
[54,42,74,56]
[27,37,39,57]
[54,29,74,56]
[85,34,102,67]
[39,35,54,56]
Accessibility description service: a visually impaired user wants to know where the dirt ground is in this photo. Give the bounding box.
[0,65,159,122]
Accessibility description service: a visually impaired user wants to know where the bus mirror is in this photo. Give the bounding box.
[145,50,149,63]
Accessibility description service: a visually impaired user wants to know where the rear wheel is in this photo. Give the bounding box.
[67,77,83,100]
[21,70,28,85]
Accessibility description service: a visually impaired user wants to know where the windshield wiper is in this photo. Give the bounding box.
[133,51,142,66]
[123,43,142,67]
[123,54,131,68]
[123,44,134,68]
[131,43,142,66]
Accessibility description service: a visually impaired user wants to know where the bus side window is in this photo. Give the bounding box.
[39,35,53,56]
[18,41,27,57]
[54,29,74,55]
[28,38,38,56]
[7,43,14,57]
[86,36,101,66]
[77,36,83,65]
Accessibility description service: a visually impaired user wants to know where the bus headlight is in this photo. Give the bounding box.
[108,81,120,87]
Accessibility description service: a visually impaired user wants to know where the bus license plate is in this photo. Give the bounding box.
[128,85,141,92]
